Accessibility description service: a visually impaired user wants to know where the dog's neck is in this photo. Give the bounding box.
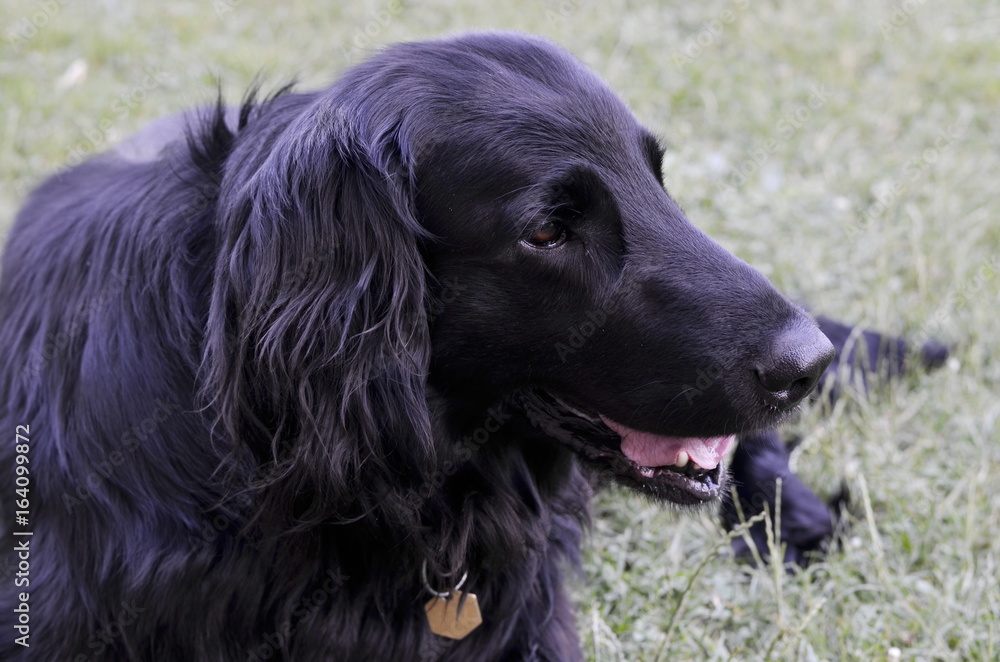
[416,386,590,575]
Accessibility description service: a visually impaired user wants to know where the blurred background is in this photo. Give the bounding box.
[2,1,997,659]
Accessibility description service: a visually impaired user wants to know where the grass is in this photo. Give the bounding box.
[2,0,998,659]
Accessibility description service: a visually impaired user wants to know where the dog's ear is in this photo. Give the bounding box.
[201,94,433,528]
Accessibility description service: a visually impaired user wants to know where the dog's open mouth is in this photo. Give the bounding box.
[516,390,735,505]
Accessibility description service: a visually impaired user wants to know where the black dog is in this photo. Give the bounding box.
[0,33,841,660]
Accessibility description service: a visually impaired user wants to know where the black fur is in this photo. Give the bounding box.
[1,33,842,660]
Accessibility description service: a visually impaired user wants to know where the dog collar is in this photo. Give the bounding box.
[421,560,483,640]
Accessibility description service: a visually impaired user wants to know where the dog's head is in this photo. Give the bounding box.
[207,32,833,514]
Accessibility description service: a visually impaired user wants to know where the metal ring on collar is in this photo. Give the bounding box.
[421,560,468,599]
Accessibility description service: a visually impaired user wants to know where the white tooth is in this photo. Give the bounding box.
[675,451,689,469]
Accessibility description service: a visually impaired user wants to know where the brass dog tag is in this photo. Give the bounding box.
[424,590,483,639]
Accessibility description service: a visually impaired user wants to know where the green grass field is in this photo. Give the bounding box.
[2,1,997,659]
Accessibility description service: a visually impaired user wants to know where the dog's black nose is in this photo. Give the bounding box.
[755,321,836,410]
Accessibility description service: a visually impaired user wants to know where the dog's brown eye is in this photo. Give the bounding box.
[524,222,567,248]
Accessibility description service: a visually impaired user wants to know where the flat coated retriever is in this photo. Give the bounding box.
[1,32,935,660]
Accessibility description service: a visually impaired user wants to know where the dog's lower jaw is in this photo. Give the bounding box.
[513,390,731,505]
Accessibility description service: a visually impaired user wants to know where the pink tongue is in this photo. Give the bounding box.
[601,416,735,470]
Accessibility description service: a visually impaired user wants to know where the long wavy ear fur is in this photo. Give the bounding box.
[201,90,433,530]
